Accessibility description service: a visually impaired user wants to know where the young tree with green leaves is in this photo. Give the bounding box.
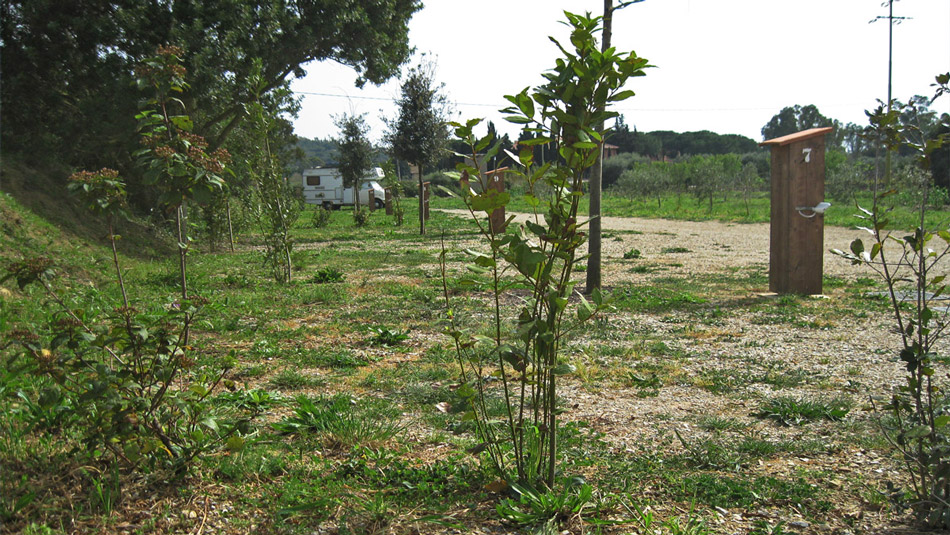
[243,64,302,283]
[335,113,375,219]
[386,62,451,235]
[834,73,950,528]
[134,46,230,301]
[446,11,649,495]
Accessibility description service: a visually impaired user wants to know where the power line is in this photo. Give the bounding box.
[295,90,500,108]
[295,90,869,115]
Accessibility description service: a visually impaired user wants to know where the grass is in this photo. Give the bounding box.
[755,395,852,426]
[0,173,920,534]
[431,188,950,230]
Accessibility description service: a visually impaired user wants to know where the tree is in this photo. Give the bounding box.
[242,66,302,283]
[932,114,950,190]
[449,11,649,490]
[761,104,837,142]
[386,62,451,235]
[1,0,421,203]
[587,0,648,293]
[335,113,375,216]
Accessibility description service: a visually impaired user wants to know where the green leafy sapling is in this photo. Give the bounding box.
[443,11,649,490]
[244,63,302,283]
[134,45,231,298]
[833,73,950,528]
[2,52,257,475]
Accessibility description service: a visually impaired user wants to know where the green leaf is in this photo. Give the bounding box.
[850,239,864,256]
[518,136,554,147]
[201,417,219,432]
[470,189,510,215]
[457,383,476,399]
[473,254,496,269]
[169,115,193,131]
[225,435,245,451]
[505,115,533,124]
[610,89,637,102]
[905,425,932,439]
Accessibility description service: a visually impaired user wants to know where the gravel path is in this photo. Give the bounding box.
[440,209,876,283]
[437,209,935,533]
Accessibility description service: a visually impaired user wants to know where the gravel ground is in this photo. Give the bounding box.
[438,210,941,534]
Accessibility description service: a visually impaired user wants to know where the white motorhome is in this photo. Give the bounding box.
[301,167,386,210]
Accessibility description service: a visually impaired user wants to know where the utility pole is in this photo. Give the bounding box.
[586,0,645,294]
[871,0,910,185]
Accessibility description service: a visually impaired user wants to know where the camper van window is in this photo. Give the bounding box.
[306,176,321,186]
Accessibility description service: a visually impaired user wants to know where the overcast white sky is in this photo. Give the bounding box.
[290,0,950,144]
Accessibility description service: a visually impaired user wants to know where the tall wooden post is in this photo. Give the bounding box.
[487,168,507,234]
[385,188,393,215]
[761,127,833,295]
[423,181,431,221]
[368,189,375,211]
[460,170,471,197]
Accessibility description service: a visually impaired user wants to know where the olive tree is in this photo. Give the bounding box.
[335,112,375,220]
[385,62,450,235]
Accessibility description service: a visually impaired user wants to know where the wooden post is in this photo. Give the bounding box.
[367,188,375,211]
[385,188,393,215]
[761,127,833,295]
[460,170,470,197]
[423,181,431,221]
[487,168,507,234]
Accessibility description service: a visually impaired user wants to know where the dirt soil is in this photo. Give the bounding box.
[437,210,930,535]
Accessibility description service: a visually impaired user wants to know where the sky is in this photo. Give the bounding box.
[290,0,950,144]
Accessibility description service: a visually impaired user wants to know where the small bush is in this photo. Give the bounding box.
[311,267,345,284]
[353,207,370,227]
[311,206,331,228]
[623,249,641,260]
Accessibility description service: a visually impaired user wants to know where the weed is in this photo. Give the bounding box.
[274,394,402,450]
[311,267,345,284]
[613,285,706,313]
[696,416,746,432]
[496,478,593,527]
[267,368,326,390]
[628,264,664,274]
[369,326,410,347]
[623,249,642,259]
[296,347,374,368]
[755,395,852,426]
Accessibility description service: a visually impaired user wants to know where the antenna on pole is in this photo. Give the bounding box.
[870,0,911,186]
[870,0,911,111]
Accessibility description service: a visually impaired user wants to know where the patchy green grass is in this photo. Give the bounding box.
[0,183,915,534]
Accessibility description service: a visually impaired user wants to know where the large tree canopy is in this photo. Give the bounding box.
[1,0,421,168]
[760,104,838,142]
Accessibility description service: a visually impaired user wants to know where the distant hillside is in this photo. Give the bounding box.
[293,137,338,169]
[291,137,391,173]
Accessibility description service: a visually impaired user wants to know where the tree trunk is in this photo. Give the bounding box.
[226,199,235,253]
[586,0,613,295]
[418,164,426,235]
[177,203,188,301]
